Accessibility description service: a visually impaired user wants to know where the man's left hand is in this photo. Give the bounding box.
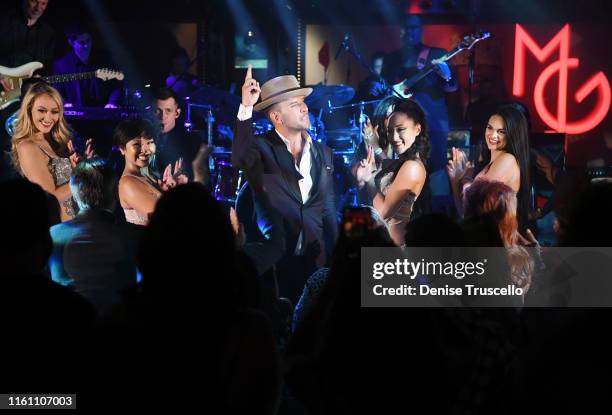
[434,62,452,81]
[368,80,386,97]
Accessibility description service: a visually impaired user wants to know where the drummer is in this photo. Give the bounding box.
[150,87,212,186]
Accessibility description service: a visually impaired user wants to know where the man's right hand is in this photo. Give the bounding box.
[354,145,376,188]
[362,118,380,151]
[446,147,472,184]
[241,64,261,107]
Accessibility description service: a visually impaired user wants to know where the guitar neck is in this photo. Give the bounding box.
[401,66,437,92]
[401,46,462,89]
[43,71,97,84]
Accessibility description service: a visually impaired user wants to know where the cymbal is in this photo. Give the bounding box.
[304,84,355,110]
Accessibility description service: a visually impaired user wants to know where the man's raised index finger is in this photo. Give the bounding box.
[245,64,252,80]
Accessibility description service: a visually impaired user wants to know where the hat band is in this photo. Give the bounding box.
[261,85,306,102]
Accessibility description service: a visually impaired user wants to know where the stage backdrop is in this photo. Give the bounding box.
[306,23,612,168]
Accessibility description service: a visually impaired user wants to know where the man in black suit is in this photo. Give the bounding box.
[50,159,140,314]
[232,65,338,302]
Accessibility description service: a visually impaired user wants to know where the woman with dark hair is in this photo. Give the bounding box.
[359,96,402,161]
[354,98,430,245]
[351,96,402,204]
[115,118,185,225]
[448,104,530,233]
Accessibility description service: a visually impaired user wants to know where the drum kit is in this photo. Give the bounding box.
[185,83,383,207]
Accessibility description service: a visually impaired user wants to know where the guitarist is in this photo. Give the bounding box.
[52,23,121,109]
[381,15,457,208]
[0,0,55,181]
[0,0,55,77]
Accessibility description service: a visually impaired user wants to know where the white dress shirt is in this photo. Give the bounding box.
[275,130,313,204]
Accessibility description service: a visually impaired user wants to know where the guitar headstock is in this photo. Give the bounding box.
[95,68,125,81]
[458,31,491,51]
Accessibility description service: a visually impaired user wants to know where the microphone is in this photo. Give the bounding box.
[334,33,350,60]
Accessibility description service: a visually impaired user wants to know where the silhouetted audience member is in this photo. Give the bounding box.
[404,212,464,247]
[519,181,612,412]
[286,215,394,413]
[49,159,140,314]
[292,207,390,332]
[101,183,281,412]
[0,179,96,391]
[287,207,523,413]
[464,179,537,293]
[560,180,612,247]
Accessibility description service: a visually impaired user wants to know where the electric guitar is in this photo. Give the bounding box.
[391,31,491,98]
[0,61,124,110]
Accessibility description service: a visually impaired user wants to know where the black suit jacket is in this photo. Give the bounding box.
[50,209,140,312]
[232,119,338,267]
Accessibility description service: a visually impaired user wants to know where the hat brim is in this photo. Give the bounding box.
[253,87,313,112]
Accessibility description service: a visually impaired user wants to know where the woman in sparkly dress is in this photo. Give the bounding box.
[11,82,92,221]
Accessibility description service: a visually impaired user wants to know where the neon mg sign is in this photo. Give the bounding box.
[513,24,611,134]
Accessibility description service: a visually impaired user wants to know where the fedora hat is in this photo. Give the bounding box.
[253,75,312,112]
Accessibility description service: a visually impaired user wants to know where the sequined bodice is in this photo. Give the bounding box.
[375,160,418,224]
[121,174,161,226]
[38,145,75,218]
[49,157,72,187]
[123,208,149,226]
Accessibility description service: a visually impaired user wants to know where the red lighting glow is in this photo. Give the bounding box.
[513,24,610,134]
